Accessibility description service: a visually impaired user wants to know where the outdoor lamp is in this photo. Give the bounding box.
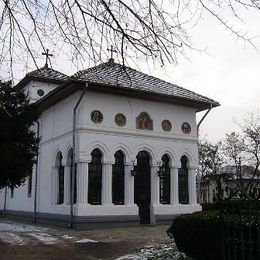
[130,160,136,176]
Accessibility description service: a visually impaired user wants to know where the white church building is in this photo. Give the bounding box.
[0,58,219,229]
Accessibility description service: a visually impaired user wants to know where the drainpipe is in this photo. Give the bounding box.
[33,121,40,223]
[197,105,212,137]
[69,83,88,228]
[196,105,212,203]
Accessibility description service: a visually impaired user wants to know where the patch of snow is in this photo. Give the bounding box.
[0,232,26,245]
[28,233,58,245]
[114,255,140,260]
[115,243,191,260]
[76,238,98,243]
[62,235,74,239]
[0,222,48,233]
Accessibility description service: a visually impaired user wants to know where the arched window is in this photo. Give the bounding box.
[27,168,33,197]
[112,150,125,205]
[178,156,189,204]
[160,154,170,204]
[68,149,77,204]
[57,152,64,204]
[88,149,102,205]
[136,112,153,130]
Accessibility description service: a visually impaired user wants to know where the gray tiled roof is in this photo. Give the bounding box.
[27,66,69,82]
[73,60,219,106]
[16,66,69,90]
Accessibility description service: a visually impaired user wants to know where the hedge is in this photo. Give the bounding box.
[167,211,221,260]
[167,208,260,260]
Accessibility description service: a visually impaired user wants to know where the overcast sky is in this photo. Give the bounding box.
[3,5,260,144]
[136,9,260,143]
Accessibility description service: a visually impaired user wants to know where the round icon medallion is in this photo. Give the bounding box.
[115,113,126,127]
[161,119,172,132]
[182,122,191,134]
[91,110,103,124]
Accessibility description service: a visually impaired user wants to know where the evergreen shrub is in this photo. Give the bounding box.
[167,210,221,260]
[168,208,260,260]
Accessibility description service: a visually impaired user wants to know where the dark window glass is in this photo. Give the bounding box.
[37,89,45,97]
[160,154,170,204]
[178,156,189,204]
[10,187,14,198]
[112,151,125,205]
[28,169,33,197]
[57,153,64,204]
[88,149,102,205]
[73,163,77,204]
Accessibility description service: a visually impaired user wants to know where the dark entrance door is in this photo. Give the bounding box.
[134,151,151,224]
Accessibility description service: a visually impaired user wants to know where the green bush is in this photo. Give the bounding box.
[168,209,260,260]
[167,211,221,260]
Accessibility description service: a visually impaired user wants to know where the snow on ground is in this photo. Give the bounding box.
[0,220,102,246]
[0,232,26,245]
[62,234,74,239]
[115,243,191,260]
[0,222,48,233]
[28,233,58,245]
[0,221,50,245]
[76,238,98,243]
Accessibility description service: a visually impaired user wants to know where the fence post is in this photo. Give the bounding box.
[248,225,254,260]
[240,220,245,260]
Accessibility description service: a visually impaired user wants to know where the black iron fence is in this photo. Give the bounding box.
[219,202,260,260]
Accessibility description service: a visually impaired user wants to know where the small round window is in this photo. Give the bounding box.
[37,89,45,97]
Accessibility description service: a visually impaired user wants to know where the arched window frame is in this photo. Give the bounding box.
[136,112,153,130]
[159,154,171,204]
[112,150,125,205]
[88,148,103,205]
[178,156,189,204]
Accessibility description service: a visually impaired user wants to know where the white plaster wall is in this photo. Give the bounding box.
[77,91,198,165]
[23,81,59,103]
[0,189,5,210]
[1,89,201,217]
[2,168,36,212]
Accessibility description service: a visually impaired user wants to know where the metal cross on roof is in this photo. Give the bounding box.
[42,49,53,68]
[107,45,117,63]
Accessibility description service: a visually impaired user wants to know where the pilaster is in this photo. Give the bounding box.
[125,164,134,205]
[189,167,197,205]
[170,166,179,205]
[151,165,160,205]
[76,162,89,205]
[102,163,113,205]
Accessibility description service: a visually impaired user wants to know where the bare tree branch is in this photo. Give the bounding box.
[0,0,259,79]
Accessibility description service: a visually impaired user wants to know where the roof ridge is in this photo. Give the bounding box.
[72,61,111,78]
[27,66,68,77]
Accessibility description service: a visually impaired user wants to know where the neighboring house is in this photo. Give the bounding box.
[0,59,219,229]
[200,165,260,204]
